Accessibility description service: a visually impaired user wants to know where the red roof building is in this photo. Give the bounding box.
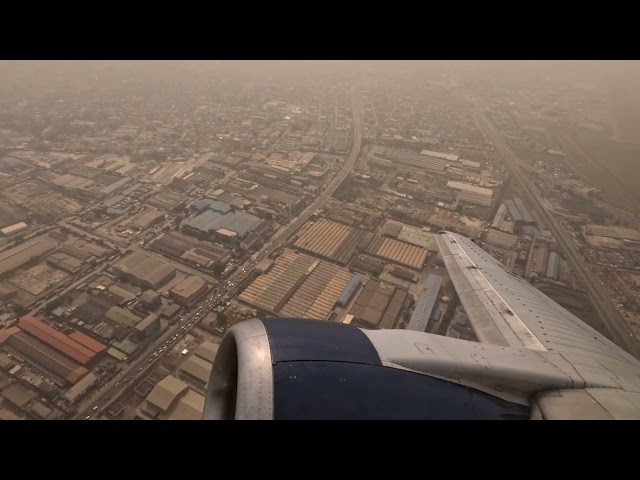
[68,331,107,354]
[18,316,97,365]
[1,328,88,384]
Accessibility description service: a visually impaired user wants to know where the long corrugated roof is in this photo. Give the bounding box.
[18,316,96,365]
[68,331,107,353]
[63,372,99,402]
[8,330,88,384]
[407,274,442,332]
[447,181,493,197]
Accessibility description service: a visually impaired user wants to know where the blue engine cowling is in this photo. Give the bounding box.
[203,318,530,420]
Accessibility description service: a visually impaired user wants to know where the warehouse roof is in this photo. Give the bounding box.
[140,290,160,304]
[194,341,219,363]
[447,181,493,196]
[171,276,207,299]
[166,389,205,420]
[6,330,88,384]
[1,222,28,236]
[63,372,99,402]
[67,331,107,354]
[130,208,164,229]
[190,198,232,214]
[105,307,141,328]
[187,209,262,237]
[108,284,137,302]
[111,338,139,355]
[29,401,53,419]
[146,375,189,412]
[485,229,518,249]
[47,252,83,272]
[112,251,176,287]
[161,303,181,318]
[179,356,213,384]
[0,326,20,343]
[106,347,127,361]
[135,314,159,332]
[407,274,442,332]
[0,237,56,277]
[2,384,35,408]
[366,236,428,270]
[293,219,371,264]
[420,150,459,162]
[397,226,438,252]
[18,316,96,365]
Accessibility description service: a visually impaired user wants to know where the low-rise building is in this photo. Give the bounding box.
[135,314,161,340]
[169,275,208,307]
[160,303,181,322]
[139,290,161,309]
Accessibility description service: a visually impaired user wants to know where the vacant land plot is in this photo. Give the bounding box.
[9,263,69,295]
[2,179,83,222]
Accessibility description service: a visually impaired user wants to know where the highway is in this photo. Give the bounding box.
[76,88,363,419]
[470,97,640,358]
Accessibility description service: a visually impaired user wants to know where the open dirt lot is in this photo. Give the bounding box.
[9,263,69,295]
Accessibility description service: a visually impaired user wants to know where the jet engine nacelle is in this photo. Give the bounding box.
[203,318,531,420]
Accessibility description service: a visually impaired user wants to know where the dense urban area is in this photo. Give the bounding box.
[0,60,639,420]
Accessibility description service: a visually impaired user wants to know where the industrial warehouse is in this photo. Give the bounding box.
[447,181,493,207]
[382,220,438,252]
[183,198,268,244]
[239,250,355,320]
[293,218,373,265]
[348,279,410,329]
[0,316,106,385]
[366,235,429,270]
[111,251,176,289]
[3,61,634,422]
[149,232,231,269]
[407,274,443,332]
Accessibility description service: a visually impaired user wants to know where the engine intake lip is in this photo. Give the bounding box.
[203,319,273,420]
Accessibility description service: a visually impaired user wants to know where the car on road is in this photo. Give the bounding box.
[93,406,98,411]
[85,416,91,420]
[115,382,120,387]
[148,358,153,363]
[138,367,143,372]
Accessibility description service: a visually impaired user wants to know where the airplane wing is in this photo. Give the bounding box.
[435,231,640,381]
[203,232,640,420]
